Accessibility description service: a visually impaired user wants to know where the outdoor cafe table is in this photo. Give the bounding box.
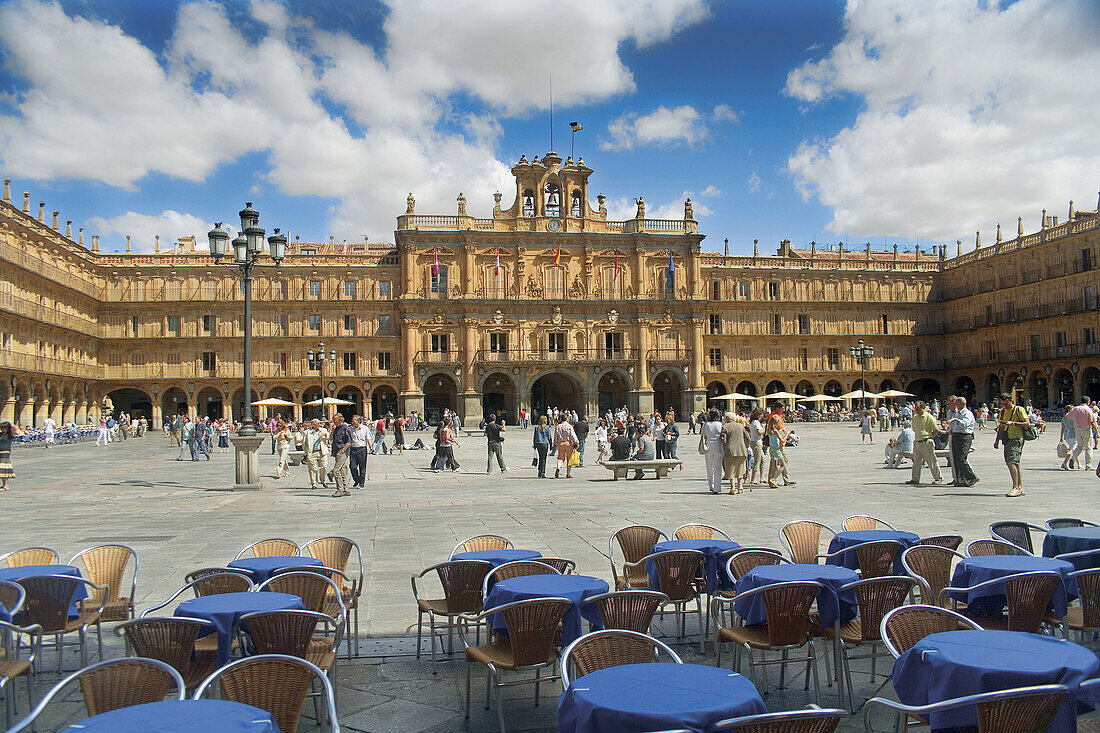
[948,555,1077,618]
[557,662,766,733]
[450,549,543,568]
[0,565,87,616]
[651,539,741,593]
[892,630,1099,732]
[227,555,323,584]
[733,563,859,628]
[61,699,277,732]
[484,574,608,646]
[825,530,920,573]
[175,591,305,665]
[1044,527,1100,570]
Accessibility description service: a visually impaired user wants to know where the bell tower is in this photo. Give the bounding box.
[495,152,601,232]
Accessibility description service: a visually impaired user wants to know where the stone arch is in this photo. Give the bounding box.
[479,371,516,424]
[1081,367,1100,402]
[953,376,976,403]
[162,387,189,420]
[196,386,224,420]
[370,384,399,420]
[107,388,153,421]
[908,378,941,402]
[985,374,1002,404]
[1053,369,1075,404]
[736,380,758,397]
[529,369,585,418]
[764,379,786,395]
[652,368,687,418]
[823,380,843,397]
[794,380,815,397]
[230,387,258,423]
[336,384,363,420]
[422,372,459,424]
[596,368,632,416]
[878,379,897,392]
[1027,372,1048,408]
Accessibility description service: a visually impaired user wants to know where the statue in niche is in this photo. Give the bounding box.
[451,284,462,298]
[625,285,635,298]
[525,276,543,298]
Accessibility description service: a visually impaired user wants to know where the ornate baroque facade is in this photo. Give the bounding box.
[1,156,1097,428]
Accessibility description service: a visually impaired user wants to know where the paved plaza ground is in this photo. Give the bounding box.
[3,422,1098,731]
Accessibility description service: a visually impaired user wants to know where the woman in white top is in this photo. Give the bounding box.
[747,408,765,486]
[700,409,725,494]
[652,416,666,459]
[593,419,609,464]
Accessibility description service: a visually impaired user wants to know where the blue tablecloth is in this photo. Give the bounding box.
[61,699,278,732]
[451,549,543,567]
[484,574,608,646]
[0,564,87,617]
[558,662,766,733]
[734,563,859,628]
[826,530,919,573]
[948,555,1077,618]
[1043,527,1100,570]
[175,591,304,665]
[650,540,741,593]
[227,556,322,584]
[892,630,1099,731]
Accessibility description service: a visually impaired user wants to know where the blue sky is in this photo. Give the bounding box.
[0,0,1097,255]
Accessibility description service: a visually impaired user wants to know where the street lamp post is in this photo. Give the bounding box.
[308,343,336,419]
[849,339,875,411]
[207,203,287,490]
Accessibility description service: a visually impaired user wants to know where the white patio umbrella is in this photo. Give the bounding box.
[761,391,802,402]
[303,397,354,406]
[838,390,881,401]
[713,392,759,401]
[877,389,915,398]
[251,397,296,407]
[797,394,842,402]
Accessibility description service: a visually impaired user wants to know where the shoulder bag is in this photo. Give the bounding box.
[697,431,707,455]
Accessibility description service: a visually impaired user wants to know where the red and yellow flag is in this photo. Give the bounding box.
[554,242,561,265]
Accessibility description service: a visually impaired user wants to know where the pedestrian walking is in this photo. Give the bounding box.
[764,411,788,489]
[1066,397,1097,470]
[349,415,369,487]
[663,414,680,459]
[700,409,724,494]
[945,396,978,486]
[373,415,389,455]
[574,415,589,467]
[0,421,25,491]
[299,419,330,489]
[747,408,766,486]
[553,415,578,479]
[217,419,231,453]
[438,420,460,471]
[274,420,293,478]
[194,418,211,461]
[176,416,193,459]
[532,415,552,478]
[860,410,874,443]
[721,412,750,494]
[329,413,352,497]
[485,414,507,474]
[905,401,943,485]
[594,419,609,464]
[995,392,1029,497]
[42,416,56,448]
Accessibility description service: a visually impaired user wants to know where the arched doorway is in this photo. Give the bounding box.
[260,386,294,423]
[823,380,843,397]
[1004,372,1023,402]
[598,372,628,416]
[481,372,516,423]
[794,380,814,397]
[196,386,223,420]
[424,374,458,424]
[1083,367,1100,402]
[161,387,189,419]
[986,374,1001,403]
[851,378,867,392]
[302,386,323,420]
[1054,369,1075,405]
[231,388,258,423]
[530,372,584,418]
[1027,373,1048,408]
[878,379,897,393]
[953,377,976,403]
[107,388,152,420]
[336,386,362,420]
[653,369,685,418]
[706,380,728,411]
[371,385,398,420]
[908,378,941,403]
[765,380,786,394]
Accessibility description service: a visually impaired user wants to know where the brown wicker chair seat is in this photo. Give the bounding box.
[716,623,775,649]
[0,659,32,679]
[465,638,555,670]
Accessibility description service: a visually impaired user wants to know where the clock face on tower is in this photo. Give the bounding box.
[546,219,561,232]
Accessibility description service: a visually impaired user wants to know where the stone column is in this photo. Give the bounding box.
[78,400,90,424]
[50,398,62,423]
[224,392,234,423]
[62,399,75,424]
[151,402,162,429]
[29,398,41,428]
[1,397,14,423]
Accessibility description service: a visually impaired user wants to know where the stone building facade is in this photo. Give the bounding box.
[1,159,1097,428]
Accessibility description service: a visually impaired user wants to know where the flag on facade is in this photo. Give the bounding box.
[613,252,619,279]
[554,242,561,265]
[495,247,500,274]
[432,249,439,277]
[569,122,582,132]
[666,251,675,294]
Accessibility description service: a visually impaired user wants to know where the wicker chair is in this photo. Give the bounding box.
[820,577,915,712]
[861,684,1068,733]
[609,525,669,590]
[1045,517,1098,531]
[625,550,706,652]
[712,580,824,705]
[673,523,732,541]
[989,521,1045,554]
[141,573,255,616]
[449,534,514,558]
[260,572,346,658]
[715,551,789,628]
[560,629,681,688]
[115,617,219,690]
[916,534,964,551]
[966,538,1031,557]
[536,557,576,574]
[815,540,905,579]
[0,580,25,615]
[302,537,363,657]
[482,560,561,596]
[8,657,184,733]
[779,521,836,564]
[940,570,1062,633]
[184,566,238,584]
[195,653,339,733]
[715,707,847,732]
[879,605,984,658]
[69,545,138,622]
[0,619,42,729]
[0,547,59,568]
[901,545,966,606]
[581,590,668,633]
[842,516,897,532]
[459,597,572,733]
[271,565,357,658]
[412,560,492,674]
[233,538,301,560]
[1062,568,1099,643]
[13,574,107,672]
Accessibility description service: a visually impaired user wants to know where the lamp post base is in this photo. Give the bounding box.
[227,434,266,491]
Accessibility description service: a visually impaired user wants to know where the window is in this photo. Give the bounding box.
[826,348,840,369]
[379,281,391,298]
[708,348,722,369]
[279,314,289,335]
[709,314,721,335]
[201,352,216,372]
[342,352,356,372]
[1055,331,1068,350]
[343,314,356,333]
[131,352,144,366]
[984,340,996,360]
[489,333,508,354]
[798,314,810,335]
[1030,334,1041,358]
[131,316,139,334]
[605,332,623,358]
[308,281,322,298]
[881,315,889,335]
[107,353,123,367]
[739,282,751,298]
[430,265,448,294]
[377,315,391,335]
[202,315,214,333]
[544,266,565,299]
[487,266,507,299]
[431,334,450,353]
[166,316,180,335]
[799,348,809,370]
[1083,249,1093,272]
[984,305,994,326]
[768,282,780,300]
[548,332,566,354]
[377,352,391,371]
[167,352,180,365]
[712,281,721,300]
[1085,285,1096,310]
[279,352,288,375]
[279,280,288,299]
[772,314,782,335]
[344,280,356,299]
[1084,328,1096,348]
[602,266,623,299]
[301,248,316,255]
[308,314,321,331]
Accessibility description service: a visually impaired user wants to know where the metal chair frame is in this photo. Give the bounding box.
[580,590,668,634]
[0,580,26,616]
[258,572,347,658]
[302,536,364,658]
[13,574,108,672]
[481,560,562,598]
[861,684,1068,733]
[1064,567,1100,643]
[779,520,836,565]
[270,565,356,658]
[448,534,514,559]
[114,616,219,690]
[68,544,139,623]
[814,540,906,579]
[0,619,42,729]
[233,538,301,560]
[8,657,185,733]
[609,525,669,590]
[901,545,966,607]
[535,557,577,574]
[673,523,733,541]
[842,516,898,532]
[939,570,1065,633]
[716,705,847,731]
[412,560,492,675]
[915,535,964,551]
[989,522,1046,554]
[624,549,706,652]
[140,573,256,617]
[1045,518,1098,531]
[964,538,1032,557]
[716,551,791,629]
[879,604,984,659]
[560,629,682,688]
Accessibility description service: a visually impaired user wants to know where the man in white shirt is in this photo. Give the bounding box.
[42,416,56,447]
[298,419,330,490]
[349,415,370,488]
[877,404,889,432]
[887,425,915,468]
[945,396,978,486]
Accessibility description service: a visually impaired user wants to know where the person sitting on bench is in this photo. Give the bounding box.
[631,425,656,479]
[886,424,915,468]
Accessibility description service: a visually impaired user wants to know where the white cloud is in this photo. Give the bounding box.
[700,185,722,197]
[785,0,1100,239]
[604,190,712,221]
[747,173,762,194]
[601,102,739,151]
[712,104,739,123]
[0,0,709,243]
[87,210,211,253]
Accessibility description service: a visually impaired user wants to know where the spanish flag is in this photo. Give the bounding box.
[569,121,582,132]
[554,242,561,265]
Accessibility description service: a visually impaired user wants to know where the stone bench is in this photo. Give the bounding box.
[287,450,306,466]
[601,459,683,480]
[461,428,486,438]
[896,449,952,467]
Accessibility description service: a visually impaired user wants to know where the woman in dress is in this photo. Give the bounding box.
[721,411,750,494]
[747,408,766,486]
[593,418,609,464]
[553,415,578,479]
[860,410,874,443]
[766,412,788,489]
[438,420,460,471]
[0,421,25,491]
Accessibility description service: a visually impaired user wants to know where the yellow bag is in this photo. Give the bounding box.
[567,449,580,468]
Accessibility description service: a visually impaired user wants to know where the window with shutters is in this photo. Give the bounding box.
[709,314,721,334]
[377,352,391,371]
[798,314,810,334]
[342,352,356,372]
[708,348,722,369]
[308,315,321,331]
[602,266,623,299]
[544,266,565,299]
[202,352,216,372]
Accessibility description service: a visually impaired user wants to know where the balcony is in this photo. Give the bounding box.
[647,348,692,365]
[0,292,102,336]
[414,350,463,367]
[1,351,104,380]
[472,348,638,365]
